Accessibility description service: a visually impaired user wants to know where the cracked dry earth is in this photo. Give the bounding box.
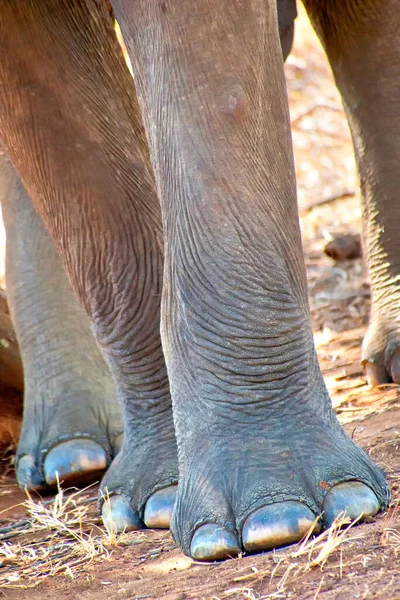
[1,6,400,600]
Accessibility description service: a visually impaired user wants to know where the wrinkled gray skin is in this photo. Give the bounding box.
[0,148,123,489]
[0,0,393,560]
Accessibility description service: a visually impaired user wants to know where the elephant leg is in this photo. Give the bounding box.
[0,146,123,490]
[277,0,297,61]
[0,1,177,529]
[303,1,400,385]
[112,0,388,560]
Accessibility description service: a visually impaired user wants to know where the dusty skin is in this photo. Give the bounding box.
[1,7,400,599]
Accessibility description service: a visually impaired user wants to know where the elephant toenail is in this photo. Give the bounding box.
[364,360,390,386]
[144,485,177,529]
[389,351,400,384]
[190,524,240,561]
[322,481,380,528]
[242,502,319,553]
[44,439,107,486]
[101,494,142,532]
[16,455,46,491]
[113,433,124,456]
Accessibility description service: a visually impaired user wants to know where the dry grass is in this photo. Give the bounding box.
[209,492,400,600]
[213,515,365,600]
[1,498,390,598]
[0,482,147,589]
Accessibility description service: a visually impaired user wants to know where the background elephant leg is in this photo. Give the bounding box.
[304,1,400,385]
[112,0,387,560]
[0,146,123,491]
[277,0,297,61]
[0,1,177,529]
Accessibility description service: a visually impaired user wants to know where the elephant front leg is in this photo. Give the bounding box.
[0,1,177,529]
[114,0,388,559]
[304,0,400,386]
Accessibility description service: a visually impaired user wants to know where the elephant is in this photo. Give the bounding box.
[0,0,395,561]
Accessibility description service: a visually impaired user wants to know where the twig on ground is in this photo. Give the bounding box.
[302,190,355,213]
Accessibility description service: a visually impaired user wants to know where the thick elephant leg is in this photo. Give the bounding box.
[0,146,123,490]
[303,1,400,386]
[112,0,388,559]
[0,1,177,527]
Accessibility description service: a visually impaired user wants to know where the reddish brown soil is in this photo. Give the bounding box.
[0,7,400,600]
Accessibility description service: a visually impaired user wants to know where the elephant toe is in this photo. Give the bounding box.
[101,494,142,532]
[113,433,124,455]
[44,439,107,487]
[364,352,400,386]
[362,320,400,386]
[143,485,177,529]
[17,455,46,491]
[322,481,380,528]
[364,360,390,386]
[389,351,400,383]
[242,501,319,554]
[190,524,240,561]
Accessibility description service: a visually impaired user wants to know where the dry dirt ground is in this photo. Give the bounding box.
[1,6,400,600]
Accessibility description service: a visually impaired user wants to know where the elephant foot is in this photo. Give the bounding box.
[171,417,388,561]
[362,319,400,385]
[100,426,178,532]
[16,386,123,491]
